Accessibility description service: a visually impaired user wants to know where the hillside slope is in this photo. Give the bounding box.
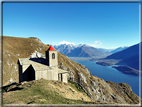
[3,36,140,104]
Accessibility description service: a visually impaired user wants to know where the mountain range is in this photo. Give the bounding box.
[54,43,139,70]
[54,44,129,58]
[54,44,111,57]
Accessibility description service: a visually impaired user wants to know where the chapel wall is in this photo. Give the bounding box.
[62,73,68,83]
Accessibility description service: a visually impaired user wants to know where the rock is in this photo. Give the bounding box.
[106,81,140,104]
[81,64,86,69]
[60,62,67,70]
[21,81,28,85]
[29,37,42,44]
[35,38,42,44]
[119,83,132,91]
[30,51,44,58]
[80,64,91,78]
[77,72,87,84]
[69,70,74,81]
[84,68,91,78]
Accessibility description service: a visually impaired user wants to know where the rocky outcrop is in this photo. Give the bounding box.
[76,72,130,104]
[80,64,91,78]
[29,37,42,44]
[106,81,140,104]
[30,51,45,58]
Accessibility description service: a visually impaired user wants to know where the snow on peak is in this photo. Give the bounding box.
[76,44,86,47]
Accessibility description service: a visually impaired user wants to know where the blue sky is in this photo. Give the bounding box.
[3,2,139,49]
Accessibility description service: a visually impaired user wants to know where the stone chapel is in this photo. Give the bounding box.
[18,45,68,83]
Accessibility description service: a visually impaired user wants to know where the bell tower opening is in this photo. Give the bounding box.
[52,53,55,59]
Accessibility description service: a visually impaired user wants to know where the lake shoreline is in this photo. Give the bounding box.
[95,61,139,76]
[73,60,139,96]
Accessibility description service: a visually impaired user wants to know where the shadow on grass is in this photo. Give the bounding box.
[2,83,23,92]
[8,87,24,92]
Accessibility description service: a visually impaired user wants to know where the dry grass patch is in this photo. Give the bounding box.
[2,79,97,104]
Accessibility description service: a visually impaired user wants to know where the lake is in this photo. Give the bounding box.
[74,60,140,96]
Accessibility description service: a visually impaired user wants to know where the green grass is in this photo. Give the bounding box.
[68,80,85,93]
[3,80,98,104]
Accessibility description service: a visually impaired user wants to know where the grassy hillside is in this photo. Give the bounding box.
[3,79,99,104]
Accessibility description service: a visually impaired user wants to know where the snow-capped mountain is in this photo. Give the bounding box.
[54,44,76,55]
[53,44,111,57]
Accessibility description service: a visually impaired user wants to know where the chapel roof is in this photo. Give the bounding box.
[18,58,50,71]
[48,45,56,51]
[18,58,68,74]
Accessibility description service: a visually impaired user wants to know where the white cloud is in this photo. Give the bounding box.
[88,41,102,47]
[59,40,75,45]
[94,41,102,46]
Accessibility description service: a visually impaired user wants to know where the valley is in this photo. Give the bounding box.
[54,42,140,71]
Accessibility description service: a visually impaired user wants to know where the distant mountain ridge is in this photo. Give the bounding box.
[110,46,129,54]
[54,43,131,58]
[54,44,111,57]
[97,48,114,52]
[106,43,139,59]
[106,43,139,70]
